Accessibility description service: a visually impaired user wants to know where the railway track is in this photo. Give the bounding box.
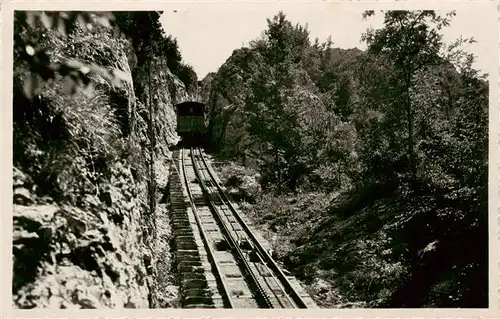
[168,150,220,308]
[171,147,318,308]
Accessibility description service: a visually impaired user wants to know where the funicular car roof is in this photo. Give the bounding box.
[176,101,207,113]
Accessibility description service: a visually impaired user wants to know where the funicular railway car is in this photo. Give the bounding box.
[175,101,207,147]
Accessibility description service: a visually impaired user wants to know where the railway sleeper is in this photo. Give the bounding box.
[183,303,216,309]
[175,242,199,250]
[193,198,206,205]
[171,216,190,221]
[177,255,201,262]
[171,206,186,211]
[172,222,192,229]
[175,249,199,257]
[171,210,189,214]
[175,242,198,250]
[171,213,190,217]
[170,200,183,205]
[173,232,196,239]
[170,198,185,203]
[177,260,203,269]
[170,199,185,204]
[181,272,207,281]
[175,235,197,243]
[173,228,194,235]
[171,210,186,215]
[170,201,186,206]
[182,296,215,306]
[183,288,215,298]
[178,264,205,273]
[172,224,192,230]
[172,223,193,230]
[171,224,193,230]
[178,260,203,267]
[183,278,209,289]
[176,258,201,267]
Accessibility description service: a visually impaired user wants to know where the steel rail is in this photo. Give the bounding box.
[197,148,309,308]
[180,148,234,308]
[190,148,274,308]
[194,149,294,308]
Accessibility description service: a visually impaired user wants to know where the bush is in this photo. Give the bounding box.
[13,16,136,204]
[216,162,261,202]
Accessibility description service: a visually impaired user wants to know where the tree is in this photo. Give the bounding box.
[362,11,488,307]
[162,35,183,73]
[243,13,307,192]
[176,63,198,93]
[362,10,456,184]
[113,11,165,66]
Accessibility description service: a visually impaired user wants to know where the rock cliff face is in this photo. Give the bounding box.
[132,55,192,308]
[13,164,151,308]
[12,20,187,308]
[204,48,257,152]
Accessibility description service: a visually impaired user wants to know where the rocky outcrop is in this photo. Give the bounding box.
[13,163,151,308]
[134,58,187,156]
[12,17,188,308]
[205,48,259,151]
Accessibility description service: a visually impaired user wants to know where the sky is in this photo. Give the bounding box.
[159,2,497,80]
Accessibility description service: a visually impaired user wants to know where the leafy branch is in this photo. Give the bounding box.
[14,11,128,99]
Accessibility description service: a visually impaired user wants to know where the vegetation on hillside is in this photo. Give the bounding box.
[206,10,488,307]
[113,11,198,94]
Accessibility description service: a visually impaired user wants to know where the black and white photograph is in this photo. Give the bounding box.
[4,0,497,314]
